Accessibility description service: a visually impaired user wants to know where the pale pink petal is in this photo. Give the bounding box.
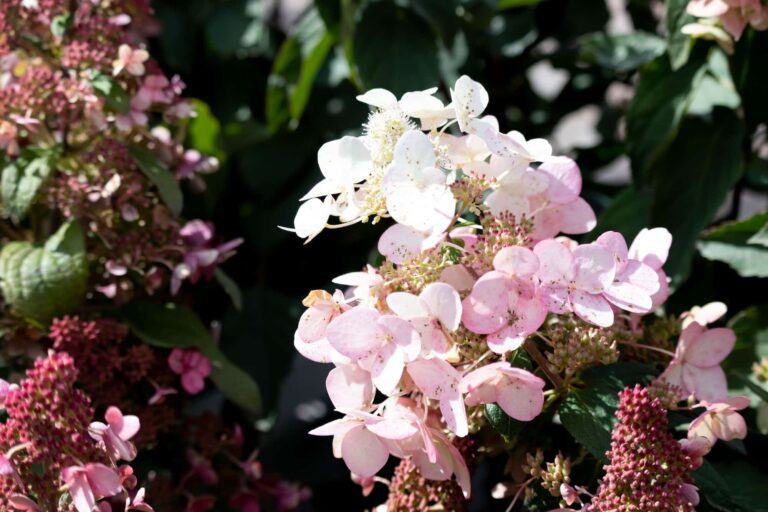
[510,295,548,334]
[294,334,349,364]
[684,365,728,402]
[595,231,628,268]
[297,305,334,343]
[660,362,688,397]
[378,315,421,361]
[445,439,472,498]
[340,425,389,478]
[378,224,431,264]
[495,371,545,421]
[628,227,672,270]
[572,243,616,293]
[539,156,581,204]
[604,282,653,314]
[67,473,96,512]
[461,271,511,334]
[539,284,571,314]
[712,411,748,441]
[326,307,386,360]
[533,239,575,284]
[493,247,539,277]
[570,291,614,327]
[460,362,507,394]
[439,265,475,292]
[420,282,462,331]
[651,269,669,308]
[407,358,462,400]
[685,328,736,367]
[440,396,469,437]
[485,189,530,216]
[326,365,374,410]
[386,292,428,320]
[85,463,122,497]
[309,418,358,437]
[680,483,700,506]
[365,418,418,440]
[367,343,406,395]
[486,327,526,355]
[557,198,597,235]
[619,260,661,294]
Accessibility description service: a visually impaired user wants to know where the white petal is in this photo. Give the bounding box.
[318,136,372,185]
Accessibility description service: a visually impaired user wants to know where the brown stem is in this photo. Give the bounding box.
[523,338,564,390]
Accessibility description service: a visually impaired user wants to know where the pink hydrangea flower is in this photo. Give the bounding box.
[61,463,123,512]
[387,282,462,357]
[378,222,445,264]
[126,488,155,512]
[688,396,749,443]
[627,227,672,308]
[534,239,617,327]
[293,290,350,365]
[660,321,736,401]
[325,307,421,395]
[309,409,420,478]
[325,364,375,411]
[88,406,141,462]
[460,362,546,421]
[168,348,212,394]
[112,44,149,76]
[407,357,468,437]
[7,495,41,512]
[462,246,547,354]
[595,230,664,313]
[171,220,243,295]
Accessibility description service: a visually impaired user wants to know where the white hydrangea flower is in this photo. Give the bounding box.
[450,75,489,132]
[357,87,454,130]
[382,131,456,233]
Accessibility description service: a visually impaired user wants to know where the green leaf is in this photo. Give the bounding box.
[485,403,525,440]
[688,49,741,115]
[124,301,262,413]
[51,13,72,38]
[129,146,183,216]
[694,461,767,512]
[0,222,88,324]
[579,31,666,72]
[724,305,768,381]
[91,74,131,114]
[1,151,54,222]
[188,99,224,160]
[648,109,745,285]
[205,0,273,58]
[558,363,654,459]
[626,53,707,177]
[666,0,695,70]
[499,0,541,8]
[266,8,335,132]
[587,186,653,242]
[354,2,440,95]
[214,268,242,310]
[697,212,768,278]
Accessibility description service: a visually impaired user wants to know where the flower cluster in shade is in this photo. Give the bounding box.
[0,351,152,511]
[49,315,180,445]
[684,0,768,43]
[288,76,708,498]
[0,0,236,300]
[141,412,311,512]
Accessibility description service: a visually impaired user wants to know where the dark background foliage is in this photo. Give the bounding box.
[147,0,768,509]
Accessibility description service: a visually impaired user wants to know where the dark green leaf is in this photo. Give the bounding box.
[626,54,707,177]
[579,31,666,72]
[666,0,695,70]
[485,403,525,440]
[0,222,88,324]
[586,186,653,242]
[91,74,131,114]
[499,0,541,8]
[124,301,262,413]
[697,212,768,278]
[266,8,335,132]
[558,363,654,459]
[354,2,440,95]
[724,305,768,392]
[694,461,767,512]
[129,146,184,215]
[205,0,272,58]
[648,109,745,285]
[214,268,242,310]
[1,152,54,222]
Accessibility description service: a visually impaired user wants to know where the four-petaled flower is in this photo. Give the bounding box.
[168,348,212,394]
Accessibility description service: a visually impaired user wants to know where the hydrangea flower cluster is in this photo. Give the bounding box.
[0,0,239,301]
[290,76,749,508]
[0,351,150,511]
